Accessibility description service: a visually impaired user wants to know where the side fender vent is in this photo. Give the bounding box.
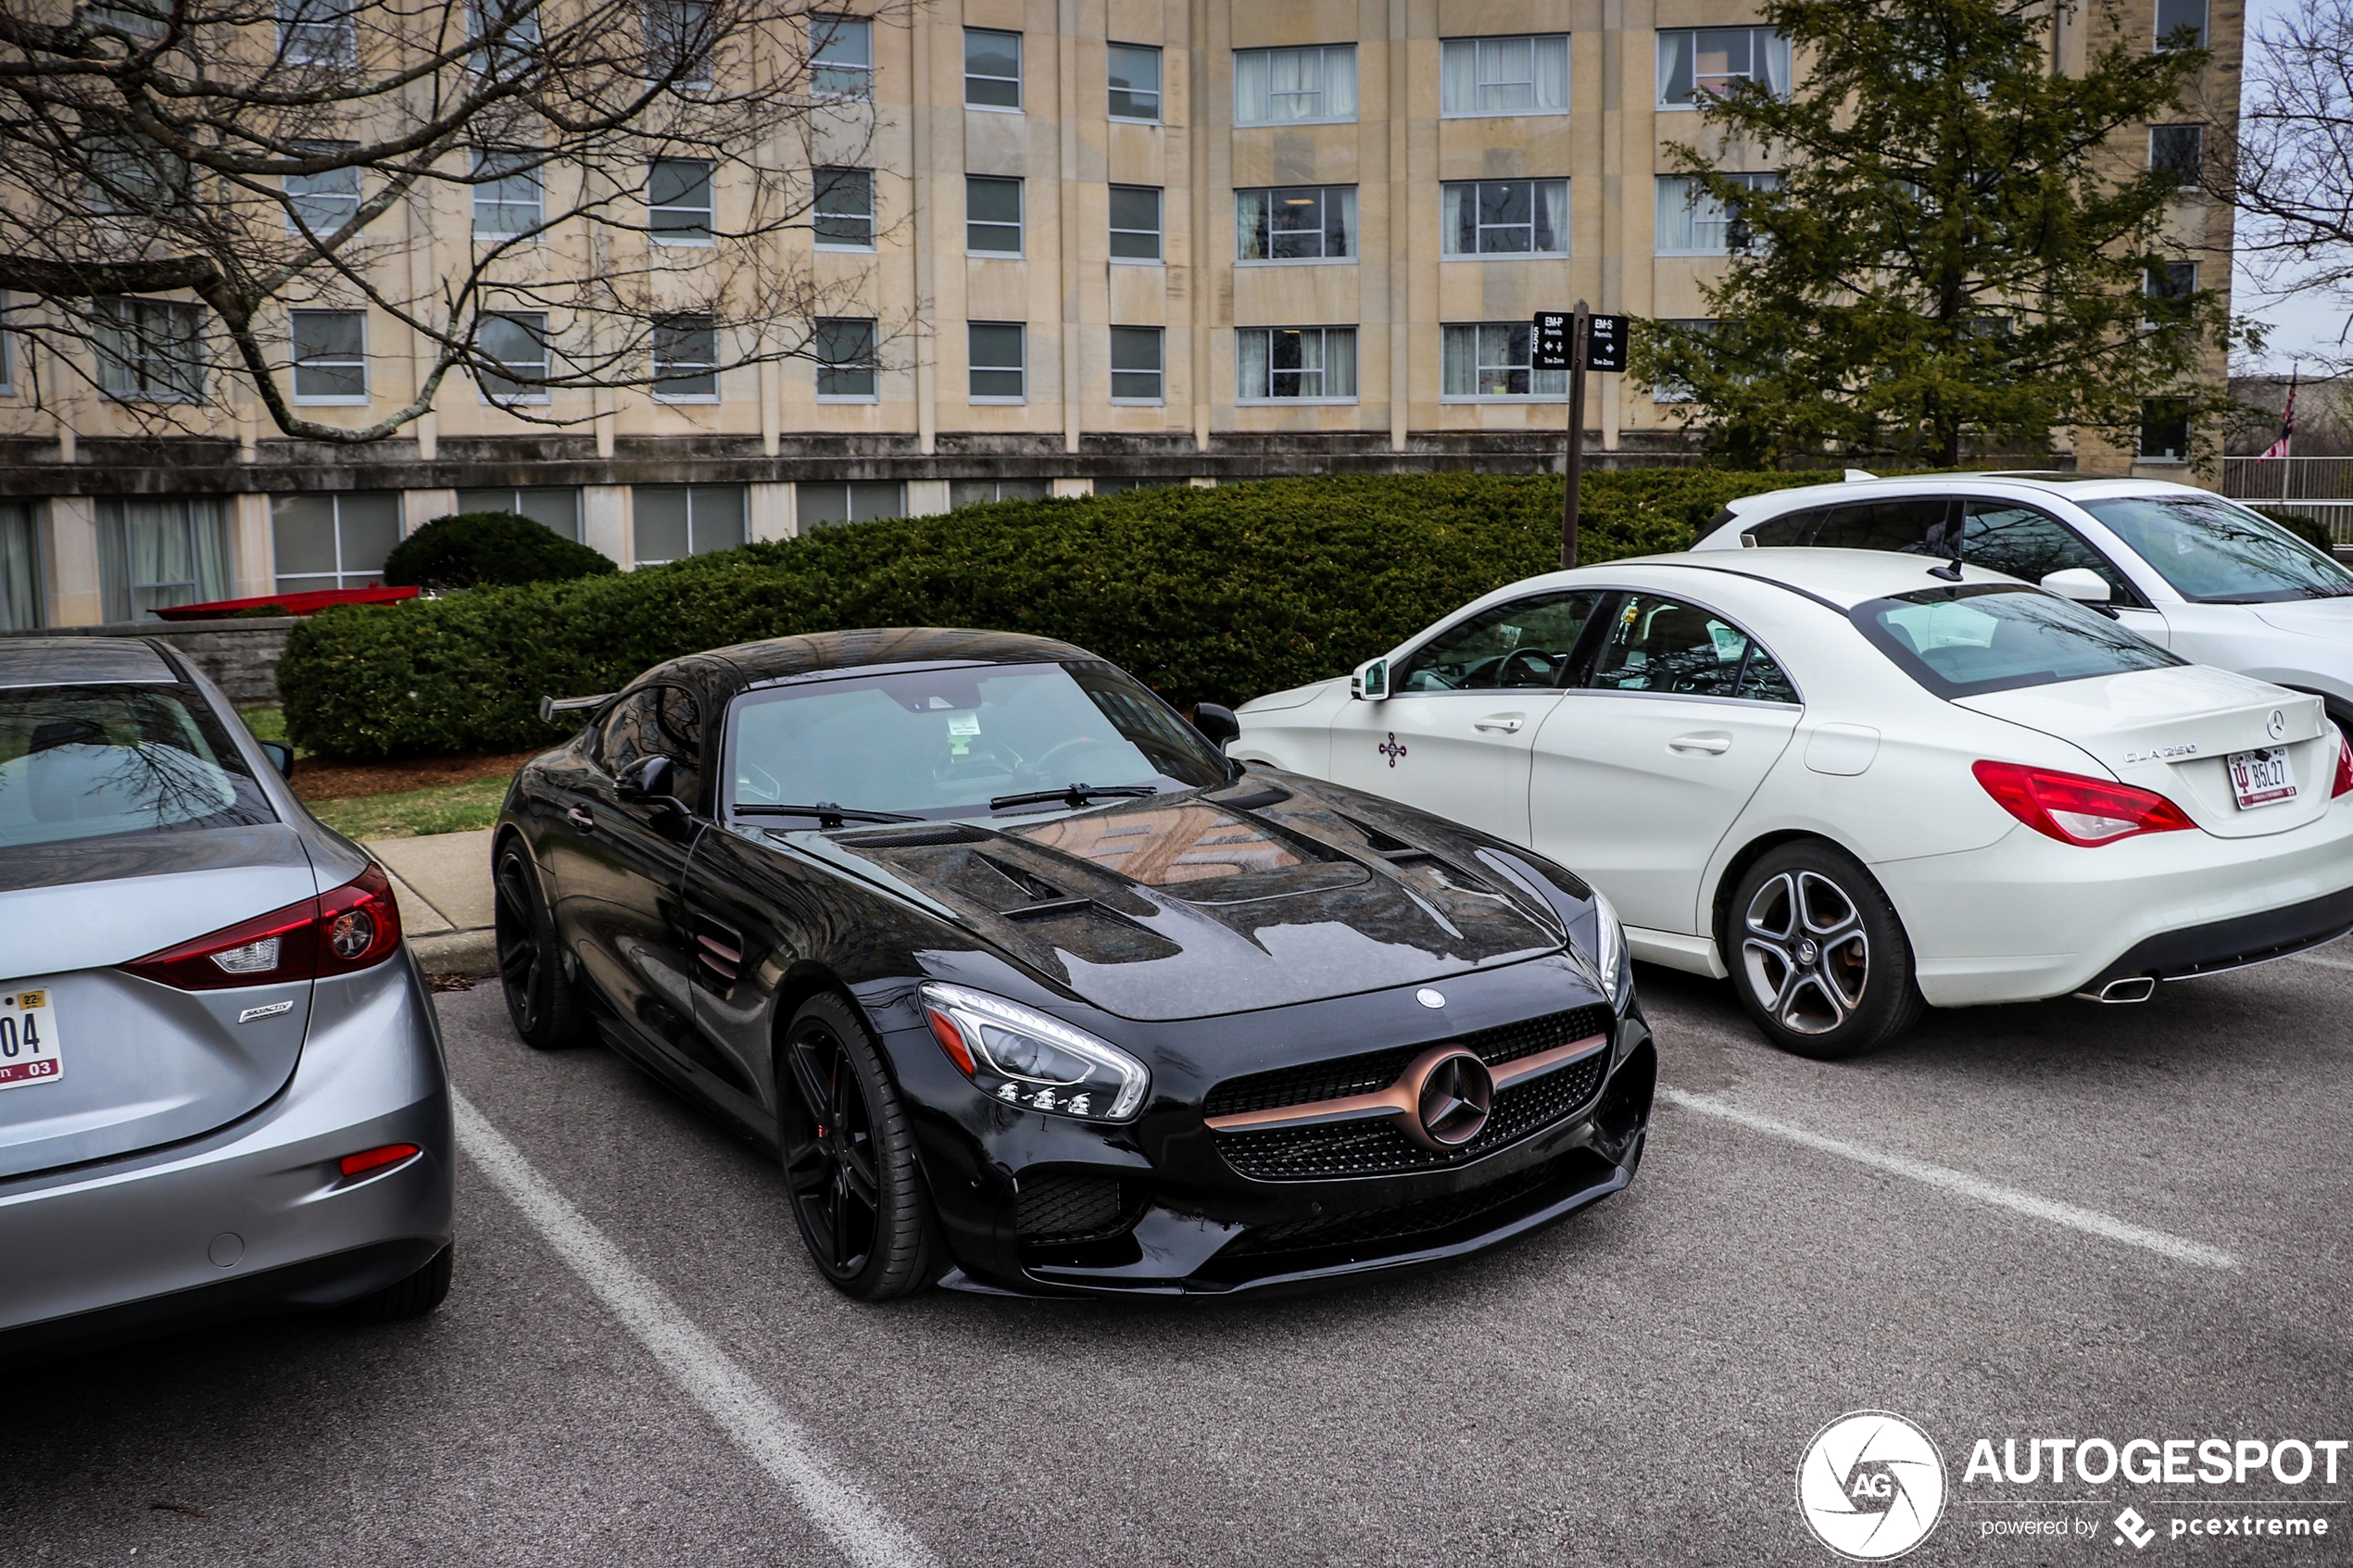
[692,916,746,990]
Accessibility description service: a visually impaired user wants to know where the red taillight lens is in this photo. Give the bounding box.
[338,1143,420,1179]
[2334,733,2353,799]
[122,865,403,990]
[1973,760,2197,847]
[925,1007,976,1076]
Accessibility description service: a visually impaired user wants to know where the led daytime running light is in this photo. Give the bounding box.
[919,983,1150,1121]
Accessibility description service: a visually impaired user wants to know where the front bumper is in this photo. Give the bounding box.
[0,952,455,1351]
[878,962,1654,1298]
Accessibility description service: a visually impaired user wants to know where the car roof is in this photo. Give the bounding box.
[1571,548,2033,610]
[686,627,1101,689]
[0,637,179,689]
[1726,471,2212,520]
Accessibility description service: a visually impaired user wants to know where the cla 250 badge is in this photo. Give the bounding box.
[2123,743,2197,765]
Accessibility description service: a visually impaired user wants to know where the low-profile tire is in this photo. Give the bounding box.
[494,839,583,1050]
[776,993,941,1301]
[1726,841,1925,1060]
[340,1244,454,1325]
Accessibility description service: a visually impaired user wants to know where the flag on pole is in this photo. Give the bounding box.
[2258,369,2298,459]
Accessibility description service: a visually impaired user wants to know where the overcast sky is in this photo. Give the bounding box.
[2234,0,2340,374]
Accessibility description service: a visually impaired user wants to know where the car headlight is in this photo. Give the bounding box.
[919,983,1150,1122]
[1589,889,1631,1011]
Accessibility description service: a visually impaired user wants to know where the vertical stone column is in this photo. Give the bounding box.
[749,481,796,542]
[231,494,274,599]
[44,495,104,626]
[1060,0,1084,456]
[583,484,634,567]
[403,489,459,535]
[1388,0,1410,453]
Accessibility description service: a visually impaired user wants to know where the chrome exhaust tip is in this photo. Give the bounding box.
[2072,975,2157,1004]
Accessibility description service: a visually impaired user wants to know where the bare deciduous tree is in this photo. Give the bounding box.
[0,0,907,440]
[2221,0,2353,365]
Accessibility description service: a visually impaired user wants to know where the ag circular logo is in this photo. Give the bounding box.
[1796,1411,1946,1561]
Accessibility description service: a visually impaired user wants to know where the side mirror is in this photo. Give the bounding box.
[1191,702,1240,752]
[1351,657,1390,703]
[258,739,295,780]
[616,754,692,818]
[2040,568,2111,604]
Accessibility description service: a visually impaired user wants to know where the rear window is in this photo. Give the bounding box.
[1851,585,2183,698]
[0,684,274,847]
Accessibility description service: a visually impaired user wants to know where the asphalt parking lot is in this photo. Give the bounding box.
[8,946,2351,1567]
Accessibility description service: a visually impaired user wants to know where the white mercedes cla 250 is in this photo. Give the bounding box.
[1234,549,2353,1057]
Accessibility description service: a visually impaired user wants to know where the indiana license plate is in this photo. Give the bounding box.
[0,987,63,1090]
[2227,746,2297,810]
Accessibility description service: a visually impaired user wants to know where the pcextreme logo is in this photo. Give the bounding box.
[1797,1411,1949,1561]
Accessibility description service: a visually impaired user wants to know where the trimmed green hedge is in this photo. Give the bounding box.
[282,469,1834,759]
[382,510,620,592]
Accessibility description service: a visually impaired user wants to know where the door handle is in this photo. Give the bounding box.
[565,806,596,832]
[1668,732,1732,755]
[1474,714,1525,734]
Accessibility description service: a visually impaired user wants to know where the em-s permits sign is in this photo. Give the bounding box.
[1585,314,1629,372]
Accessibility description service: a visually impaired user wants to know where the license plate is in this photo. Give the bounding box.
[0,987,63,1090]
[2227,746,2298,809]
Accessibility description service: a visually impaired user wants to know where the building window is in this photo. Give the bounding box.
[285,144,359,234]
[2154,0,2206,49]
[1442,322,1567,399]
[1236,185,1356,261]
[1234,44,1357,126]
[0,502,43,631]
[645,0,712,88]
[95,297,203,401]
[1441,180,1567,256]
[84,132,190,215]
[1110,184,1163,260]
[278,0,355,67]
[652,314,717,400]
[966,176,1023,254]
[649,158,713,243]
[965,28,1020,109]
[810,14,872,97]
[2139,397,2191,461]
[1111,326,1163,403]
[1651,319,1716,403]
[1237,326,1356,402]
[2150,124,2203,188]
[468,0,541,80]
[290,309,367,402]
[1093,476,1183,496]
[813,166,874,247]
[1657,28,1790,108]
[1656,173,1777,255]
[271,492,399,594]
[950,479,1051,508]
[799,481,903,530]
[97,497,232,620]
[814,316,877,399]
[1109,43,1161,120]
[634,483,745,564]
[472,145,543,236]
[1441,35,1569,117]
[477,310,549,402]
[456,486,583,539]
[969,322,1025,401]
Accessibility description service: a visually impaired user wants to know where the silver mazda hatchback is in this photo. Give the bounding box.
[0,637,452,1354]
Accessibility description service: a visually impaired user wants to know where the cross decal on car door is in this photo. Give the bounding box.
[1378,734,1408,768]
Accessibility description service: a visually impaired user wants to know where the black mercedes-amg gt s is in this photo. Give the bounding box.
[494,628,1655,1298]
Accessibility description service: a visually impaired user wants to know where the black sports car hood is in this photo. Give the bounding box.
[794,775,1566,1021]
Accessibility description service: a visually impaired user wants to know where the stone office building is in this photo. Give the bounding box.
[0,0,2237,629]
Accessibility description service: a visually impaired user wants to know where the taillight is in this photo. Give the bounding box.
[2334,733,2353,799]
[1972,761,2197,847]
[122,865,403,990]
[338,1143,421,1179]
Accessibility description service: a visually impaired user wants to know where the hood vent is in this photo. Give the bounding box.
[1206,784,1291,812]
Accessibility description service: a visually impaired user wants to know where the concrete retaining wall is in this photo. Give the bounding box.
[12,617,296,705]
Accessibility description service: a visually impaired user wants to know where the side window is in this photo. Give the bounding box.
[1963,502,2135,602]
[596,689,664,777]
[1815,497,1952,551]
[1394,593,1601,693]
[657,686,703,803]
[1743,506,1828,546]
[1589,594,1793,701]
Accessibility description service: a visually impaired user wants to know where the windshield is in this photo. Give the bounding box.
[0,684,275,848]
[2080,495,2353,603]
[1852,585,2183,698]
[725,661,1229,821]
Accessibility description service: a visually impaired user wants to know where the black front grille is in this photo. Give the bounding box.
[1015,1174,1132,1242]
[1220,1156,1591,1259]
[1202,1004,1611,1121]
[1214,1052,1609,1180]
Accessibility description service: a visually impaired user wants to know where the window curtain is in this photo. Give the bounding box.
[97,496,230,620]
[1531,36,1569,111]
[1533,180,1568,252]
[1441,325,1475,395]
[1234,50,1268,124]
[0,502,39,630]
[1327,186,1358,256]
[1759,32,1792,96]
[1321,328,1356,397]
[1656,176,1708,252]
[1441,184,1472,255]
[1317,47,1356,119]
[1238,328,1268,398]
[1440,40,1475,113]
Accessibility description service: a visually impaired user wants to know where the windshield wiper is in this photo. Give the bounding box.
[735,803,921,829]
[989,783,1159,812]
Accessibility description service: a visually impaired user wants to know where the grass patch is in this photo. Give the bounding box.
[306,775,510,841]
[238,704,295,750]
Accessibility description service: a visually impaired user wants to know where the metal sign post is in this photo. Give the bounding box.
[1535,307,1629,570]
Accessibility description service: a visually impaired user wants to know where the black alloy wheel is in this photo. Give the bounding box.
[494,840,582,1050]
[1727,840,1924,1060]
[777,993,941,1300]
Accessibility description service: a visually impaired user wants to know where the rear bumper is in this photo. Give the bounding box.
[0,952,454,1350]
[2088,884,2353,987]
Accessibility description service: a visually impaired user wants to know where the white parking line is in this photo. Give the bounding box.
[1658,1087,2242,1272]
[451,1092,937,1568]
